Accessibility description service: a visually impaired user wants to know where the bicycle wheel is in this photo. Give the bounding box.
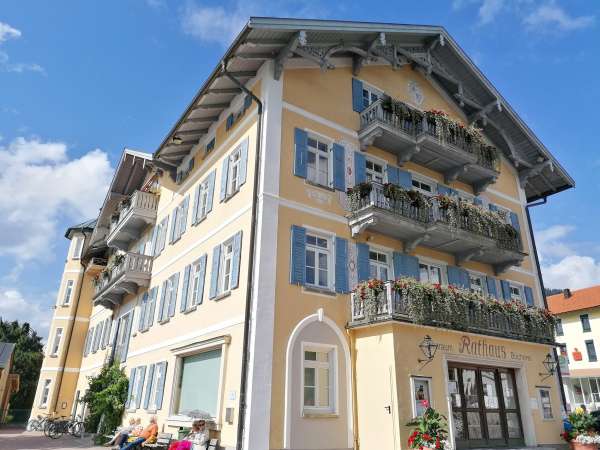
[27,419,40,431]
[48,422,63,439]
[43,420,53,437]
[69,421,84,437]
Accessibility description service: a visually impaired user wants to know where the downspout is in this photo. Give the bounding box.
[220,62,263,450]
[526,198,568,413]
[50,245,88,416]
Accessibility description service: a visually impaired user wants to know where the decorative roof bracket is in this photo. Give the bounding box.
[519,160,554,187]
[274,30,305,80]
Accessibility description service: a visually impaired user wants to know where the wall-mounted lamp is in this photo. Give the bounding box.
[539,353,558,380]
[418,335,439,367]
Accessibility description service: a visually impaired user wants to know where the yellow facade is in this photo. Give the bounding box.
[32,19,570,450]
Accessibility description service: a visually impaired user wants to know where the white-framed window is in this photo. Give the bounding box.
[538,388,554,420]
[114,311,132,361]
[411,175,435,195]
[305,233,332,290]
[174,348,223,417]
[72,237,83,259]
[146,362,167,411]
[50,328,63,356]
[227,149,242,197]
[128,368,143,411]
[362,83,382,109]
[63,280,74,305]
[40,379,51,407]
[509,283,523,302]
[369,249,391,280]
[419,262,443,284]
[197,179,211,220]
[191,260,204,306]
[219,239,234,293]
[469,272,487,296]
[306,134,331,187]
[411,376,432,417]
[302,343,336,414]
[365,158,384,183]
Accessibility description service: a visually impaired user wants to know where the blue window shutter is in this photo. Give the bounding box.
[290,225,306,284]
[180,265,191,312]
[357,243,370,282]
[192,184,201,225]
[474,196,483,206]
[524,286,534,306]
[180,196,189,236]
[169,208,178,244]
[352,78,364,112]
[447,266,464,287]
[438,185,457,196]
[486,276,498,298]
[209,245,221,299]
[147,287,157,329]
[335,237,349,293]
[460,270,471,290]
[294,128,308,178]
[354,152,366,184]
[195,254,207,305]
[168,273,179,318]
[155,361,167,410]
[231,231,243,289]
[394,253,420,280]
[206,170,216,213]
[135,366,146,409]
[226,113,234,130]
[121,311,134,363]
[489,203,498,212]
[150,225,159,256]
[509,212,520,232]
[125,367,136,409]
[239,138,249,187]
[158,281,167,322]
[138,293,148,332]
[398,169,412,189]
[143,364,155,409]
[500,280,511,301]
[159,216,169,253]
[220,156,230,202]
[332,143,345,191]
[387,165,400,185]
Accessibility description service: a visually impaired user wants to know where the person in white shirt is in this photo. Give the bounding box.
[186,420,209,450]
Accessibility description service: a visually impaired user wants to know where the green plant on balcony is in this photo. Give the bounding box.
[346,182,373,210]
[381,97,424,126]
[353,277,555,339]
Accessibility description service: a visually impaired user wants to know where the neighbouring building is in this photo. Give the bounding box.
[31,18,574,450]
[0,343,20,424]
[549,287,600,412]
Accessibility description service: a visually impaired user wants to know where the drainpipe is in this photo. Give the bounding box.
[220,61,264,450]
[526,198,568,413]
[50,241,89,416]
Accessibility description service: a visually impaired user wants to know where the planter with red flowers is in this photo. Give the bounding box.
[407,400,450,450]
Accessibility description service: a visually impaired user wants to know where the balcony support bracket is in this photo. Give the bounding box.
[473,176,498,195]
[493,260,522,275]
[455,248,484,266]
[404,233,430,253]
[121,282,139,296]
[360,129,383,151]
[397,145,421,166]
[351,217,377,237]
[444,164,470,184]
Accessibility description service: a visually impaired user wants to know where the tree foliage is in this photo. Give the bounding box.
[0,320,44,409]
[82,363,128,437]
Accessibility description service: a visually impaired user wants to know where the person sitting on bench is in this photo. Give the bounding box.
[105,418,136,447]
[168,419,209,450]
[120,416,158,450]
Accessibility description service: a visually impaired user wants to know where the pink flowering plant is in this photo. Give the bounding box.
[407,400,449,450]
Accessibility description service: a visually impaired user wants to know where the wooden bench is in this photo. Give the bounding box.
[139,432,172,449]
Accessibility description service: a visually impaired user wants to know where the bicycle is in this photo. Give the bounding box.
[45,415,85,439]
[27,414,50,432]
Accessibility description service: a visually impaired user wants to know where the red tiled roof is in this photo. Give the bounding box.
[548,286,600,314]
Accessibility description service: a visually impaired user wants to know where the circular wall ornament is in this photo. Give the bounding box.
[408,80,424,106]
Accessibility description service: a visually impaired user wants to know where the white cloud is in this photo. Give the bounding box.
[0,137,112,263]
[0,288,53,338]
[536,224,600,290]
[0,22,21,43]
[478,0,505,25]
[523,2,595,32]
[0,21,44,74]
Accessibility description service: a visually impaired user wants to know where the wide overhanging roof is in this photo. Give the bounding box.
[154,17,574,202]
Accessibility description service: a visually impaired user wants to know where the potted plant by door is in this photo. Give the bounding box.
[407,400,450,450]
[564,407,600,450]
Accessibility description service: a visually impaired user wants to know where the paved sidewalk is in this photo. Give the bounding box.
[0,428,105,450]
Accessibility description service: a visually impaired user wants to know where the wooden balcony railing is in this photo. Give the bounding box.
[350,281,554,345]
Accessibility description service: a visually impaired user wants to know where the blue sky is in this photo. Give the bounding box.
[0,0,598,337]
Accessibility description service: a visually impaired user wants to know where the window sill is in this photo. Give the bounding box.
[158,319,171,326]
[183,306,197,315]
[302,411,339,419]
[193,215,208,227]
[304,180,335,192]
[213,291,231,302]
[302,285,337,297]
[49,354,58,358]
[222,189,240,203]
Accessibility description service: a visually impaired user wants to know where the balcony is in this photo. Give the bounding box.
[106,190,159,250]
[347,182,525,274]
[350,280,554,345]
[93,252,153,308]
[359,99,499,194]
